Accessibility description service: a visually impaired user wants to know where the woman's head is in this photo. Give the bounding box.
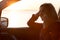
[39,3,58,21]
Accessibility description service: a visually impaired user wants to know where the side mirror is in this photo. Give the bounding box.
[0,17,8,28]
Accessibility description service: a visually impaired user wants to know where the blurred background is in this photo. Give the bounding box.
[1,0,60,28]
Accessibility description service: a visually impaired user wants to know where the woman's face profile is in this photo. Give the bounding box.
[39,6,48,21]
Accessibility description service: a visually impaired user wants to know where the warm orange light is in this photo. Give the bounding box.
[4,0,20,7]
[2,0,59,28]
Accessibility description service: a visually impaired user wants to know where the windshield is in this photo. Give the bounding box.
[1,0,59,28]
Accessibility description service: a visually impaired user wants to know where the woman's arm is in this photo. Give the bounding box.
[27,14,43,29]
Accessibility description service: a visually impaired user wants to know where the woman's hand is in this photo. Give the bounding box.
[31,14,39,21]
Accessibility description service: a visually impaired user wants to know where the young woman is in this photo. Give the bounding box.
[27,3,59,40]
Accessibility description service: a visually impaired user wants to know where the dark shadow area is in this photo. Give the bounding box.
[3,28,41,40]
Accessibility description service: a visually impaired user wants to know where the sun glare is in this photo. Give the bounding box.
[0,0,2,2]
[2,0,60,28]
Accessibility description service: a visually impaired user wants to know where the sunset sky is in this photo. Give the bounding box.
[1,0,60,28]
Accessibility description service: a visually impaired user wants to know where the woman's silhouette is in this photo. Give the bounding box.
[27,3,58,31]
[39,3,60,40]
[27,3,59,40]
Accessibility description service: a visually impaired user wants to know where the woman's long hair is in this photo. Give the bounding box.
[40,3,59,40]
[39,3,58,21]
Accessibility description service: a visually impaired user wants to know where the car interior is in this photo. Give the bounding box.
[0,17,41,40]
